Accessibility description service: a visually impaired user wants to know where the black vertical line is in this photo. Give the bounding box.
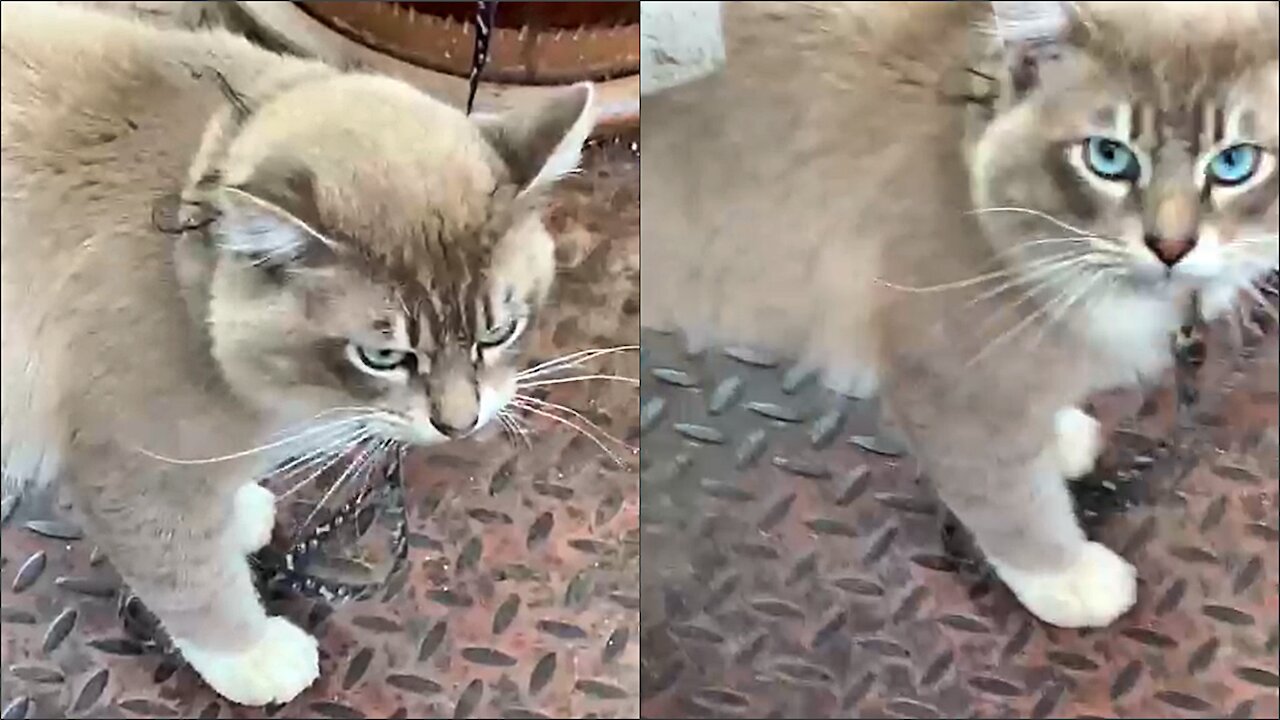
[466,1,500,116]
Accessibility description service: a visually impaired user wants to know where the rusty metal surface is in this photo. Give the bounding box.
[639,290,1279,718]
[0,135,639,720]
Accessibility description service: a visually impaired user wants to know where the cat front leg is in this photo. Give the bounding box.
[890,385,1137,628]
[75,461,318,706]
[936,448,1136,627]
[232,482,277,554]
[1053,406,1103,480]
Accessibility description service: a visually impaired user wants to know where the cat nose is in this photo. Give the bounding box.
[430,416,477,438]
[1144,233,1196,267]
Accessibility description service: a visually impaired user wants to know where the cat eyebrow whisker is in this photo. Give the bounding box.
[508,398,628,468]
[513,394,636,455]
[967,206,1096,238]
[516,345,639,379]
[515,374,640,389]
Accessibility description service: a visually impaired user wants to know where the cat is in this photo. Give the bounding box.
[641,1,1277,628]
[2,2,595,706]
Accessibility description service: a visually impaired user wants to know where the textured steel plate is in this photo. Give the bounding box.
[0,135,639,719]
[639,289,1278,718]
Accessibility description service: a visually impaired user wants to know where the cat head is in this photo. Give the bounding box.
[970,1,1278,317]
[189,74,595,445]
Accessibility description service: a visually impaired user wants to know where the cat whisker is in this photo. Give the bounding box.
[993,236,1095,260]
[293,436,388,537]
[494,411,520,446]
[277,430,375,500]
[271,406,400,437]
[966,268,1110,368]
[508,399,628,467]
[967,206,1096,238]
[1023,269,1113,351]
[516,345,639,380]
[514,394,635,454]
[135,415,374,466]
[497,410,532,449]
[875,266,1012,293]
[877,248,1086,294]
[516,374,639,389]
[965,253,1096,308]
[270,424,374,481]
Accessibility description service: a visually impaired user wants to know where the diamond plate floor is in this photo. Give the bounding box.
[0,134,639,720]
[639,289,1278,718]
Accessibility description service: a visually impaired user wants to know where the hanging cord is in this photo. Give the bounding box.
[466,1,501,115]
[1171,290,1208,461]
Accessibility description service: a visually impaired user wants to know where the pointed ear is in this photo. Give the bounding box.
[989,1,1078,97]
[476,82,597,193]
[213,160,335,269]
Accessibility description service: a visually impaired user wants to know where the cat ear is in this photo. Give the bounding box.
[214,164,335,269]
[989,1,1079,96]
[476,82,597,193]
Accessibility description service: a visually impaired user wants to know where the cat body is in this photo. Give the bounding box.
[642,1,1277,627]
[2,2,594,704]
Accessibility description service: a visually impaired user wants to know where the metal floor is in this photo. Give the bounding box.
[0,136,640,720]
[639,291,1278,718]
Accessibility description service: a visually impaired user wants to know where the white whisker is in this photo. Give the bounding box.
[516,374,639,389]
[509,400,626,467]
[967,269,1107,368]
[278,430,373,500]
[270,424,372,480]
[135,416,372,466]
[498,410,532,449]
[516,345,639,379]
[514,394,635,453]
[967,206,1095,237]
[964,253,1094,307]
[295,437,387,535]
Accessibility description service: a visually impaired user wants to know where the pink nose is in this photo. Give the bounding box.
[1144,234,1196,267]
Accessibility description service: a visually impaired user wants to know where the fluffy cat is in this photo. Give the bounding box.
[2,2,595,705]
[642,1,1277,628]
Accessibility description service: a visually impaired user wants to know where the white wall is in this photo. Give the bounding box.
[640,1,726,95]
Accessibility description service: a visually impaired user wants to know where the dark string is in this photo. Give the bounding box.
[466,1,500,115]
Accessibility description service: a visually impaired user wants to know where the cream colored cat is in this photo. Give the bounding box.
[642,1,1277,628]
[2,2,595,706]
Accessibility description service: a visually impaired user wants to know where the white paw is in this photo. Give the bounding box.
[232,483,277,554]
[176,617,319,706]
[992,541,1137,628]
[1054,407,1103,480]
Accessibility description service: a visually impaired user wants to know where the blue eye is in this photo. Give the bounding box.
[1207,144,1261,186]
[1082,137,1140,181]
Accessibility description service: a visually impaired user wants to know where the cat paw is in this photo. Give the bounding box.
[177,617,319,706]
[1054,407,1103,480]
[821,366,880,399]
[232,483,277,554]
[992,541,1137,628]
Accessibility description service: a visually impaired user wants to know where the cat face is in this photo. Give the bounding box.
[971,2,1278,317]
[194,75,594,445]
